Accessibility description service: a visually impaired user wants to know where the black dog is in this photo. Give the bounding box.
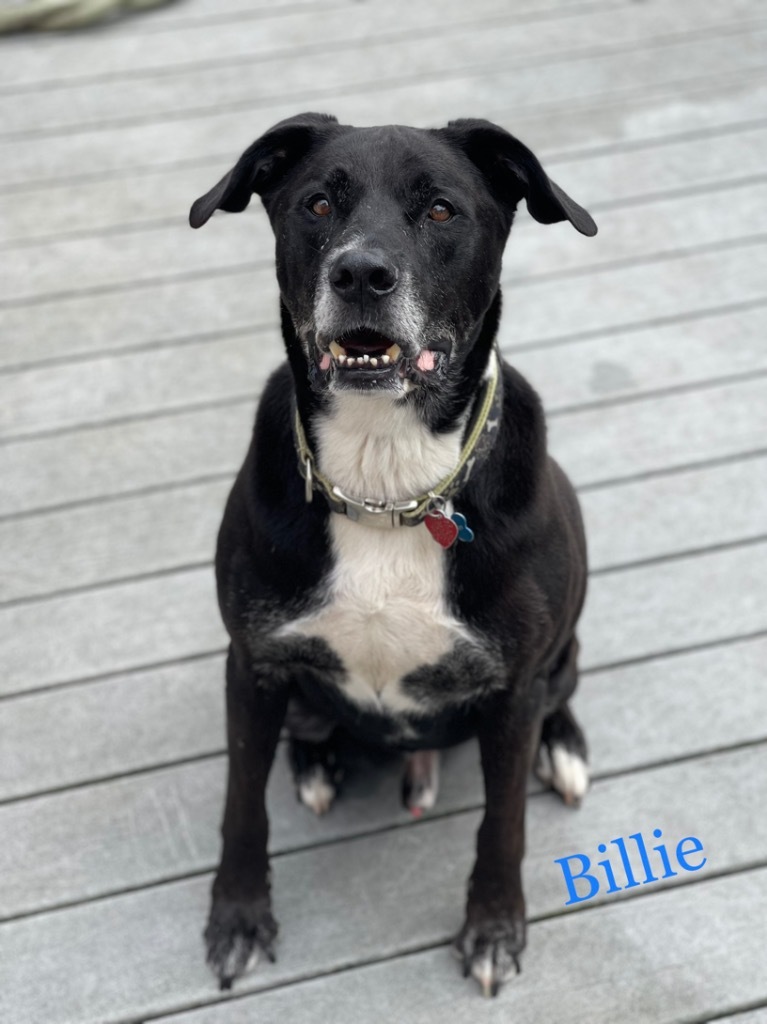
[190,113,597,997]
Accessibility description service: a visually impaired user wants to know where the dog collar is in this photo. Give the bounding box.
[293,350,503,532]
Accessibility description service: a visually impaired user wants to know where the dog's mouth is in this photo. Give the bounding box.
[316,328,442,388]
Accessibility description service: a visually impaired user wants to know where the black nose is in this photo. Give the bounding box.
[329,249,399,302]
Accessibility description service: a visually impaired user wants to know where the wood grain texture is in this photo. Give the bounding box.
[2,0,765,1021]
[2,27,766,189]
[3,2,762,134]
[2,119,766,250]
[0,749,764,1022]
[155,869,767,1024]
[2,644,766,915]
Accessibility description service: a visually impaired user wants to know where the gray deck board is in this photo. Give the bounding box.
[2,31,766,189]
[1,118,765,249]
[3,347,765,520]
[0,751,764,1024]
[1,0,766,1021]
[3,536,766,697]
[0,0,589,90]
[4,176,766,314]
[2,626,766,806]
[4,233,764,377]
[157,869,767,1024]
[3,287,766,442]
[3,1,761,134]
[2,654,766,916]
[2,453,765,605]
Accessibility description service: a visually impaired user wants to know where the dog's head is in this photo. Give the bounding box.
[191,113,596,404]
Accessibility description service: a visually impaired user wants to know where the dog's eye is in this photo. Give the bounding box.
[309,196,332,217]
[428,201,454,223]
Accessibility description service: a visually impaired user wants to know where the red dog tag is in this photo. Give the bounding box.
[425,511,459,548]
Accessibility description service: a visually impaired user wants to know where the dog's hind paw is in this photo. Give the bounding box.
[204,896,278,990]
[536,704,589,806]
[535,743,589,807]
[452,914,524,997]
[401,749,440,817]
[297,763,337,816]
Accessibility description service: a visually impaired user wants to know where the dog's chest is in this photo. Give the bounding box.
[284,394,472,714]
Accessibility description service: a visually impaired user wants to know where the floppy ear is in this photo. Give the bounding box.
[438,118,597,237]
[189,112,339,229]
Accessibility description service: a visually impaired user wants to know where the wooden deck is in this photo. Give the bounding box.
[1,0,767,1020]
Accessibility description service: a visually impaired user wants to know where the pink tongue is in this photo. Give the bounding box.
[416,350,436,372]
[319,352,332,371]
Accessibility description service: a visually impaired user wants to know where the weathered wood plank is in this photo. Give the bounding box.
[1,639,765,913]
[548,376,767,488]
[3,2,762,135]
[5,171,766,312]
[2,450,765,605]
[0,480,230,602]
[2,30,765,189]
[156,869,767,1024]
[1,567,225,695]
[579,540,767,667]
[3,118,766,249]
[3,282,766,443]
[1,623,764,808]
[3,218,763,373]
[2,331,766,519]
[582,456,767,570]
[0,655,225,801]
[0,402,255,518]
[0,0,593,90]
[2,526,765,695]
[0,750,762,1023]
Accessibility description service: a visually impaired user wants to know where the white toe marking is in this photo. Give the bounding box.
[405,750,440,810]
[471,952,495,998]
[298,766,336,816]
[550,745,589,804]
[413,783,438,811]
[244,946,261,973]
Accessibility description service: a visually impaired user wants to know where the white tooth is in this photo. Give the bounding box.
[329,341,345,358]
[357,356,365,366]
[363,353,370,363]
[370,358,378,367]
[386,344,401,360]
[336,353,345,363]
[381,355,390,365]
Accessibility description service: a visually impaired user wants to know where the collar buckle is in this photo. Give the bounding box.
[331,486,419,528]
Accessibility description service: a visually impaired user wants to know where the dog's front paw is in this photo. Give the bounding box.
[453,911,525,997]
[204,896,278,990]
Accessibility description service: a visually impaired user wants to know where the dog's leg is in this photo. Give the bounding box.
[454,688,541,997]
[401,750,440,817]
[204,644,290,990]
[534,637,590,806]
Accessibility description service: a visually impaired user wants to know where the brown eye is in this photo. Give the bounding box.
[429,201,454,223]
[310,196,331,217]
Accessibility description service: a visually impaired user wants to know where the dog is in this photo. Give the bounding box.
[189,112,597,997]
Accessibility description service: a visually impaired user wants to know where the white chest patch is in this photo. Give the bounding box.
[281,392,474,714]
